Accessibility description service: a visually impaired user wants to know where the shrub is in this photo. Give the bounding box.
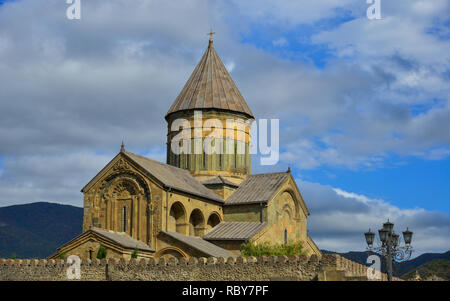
[131,247,139,259]
[240,240,304,257]
[96,245,107,259]
[11,253,16,260]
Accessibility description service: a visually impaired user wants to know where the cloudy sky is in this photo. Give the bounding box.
[0,0,449,256]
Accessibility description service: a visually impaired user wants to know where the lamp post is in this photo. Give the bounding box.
[364,220,413,281]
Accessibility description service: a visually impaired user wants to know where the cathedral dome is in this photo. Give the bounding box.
[165,40,254,120]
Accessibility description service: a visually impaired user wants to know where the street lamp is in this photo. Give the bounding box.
[378,228,388,243]
[383,219,394,233]
[391,232,400,248]
[403,228,413,245]
[364,229,375,247]
[364,219,413,281]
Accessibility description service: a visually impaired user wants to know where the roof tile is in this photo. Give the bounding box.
[224,172,289,205]
[91,227,152,251]
[166,41,254,119]
[204,222,267,241]
[202,175,239,187]
[161,231,237,258]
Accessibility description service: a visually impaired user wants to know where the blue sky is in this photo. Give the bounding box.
[0,0,449,254]
[239,10,356,68]
[297,157,450,213]
[241,10,450,214]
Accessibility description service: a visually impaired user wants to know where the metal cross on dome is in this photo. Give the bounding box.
[208,30,216,42]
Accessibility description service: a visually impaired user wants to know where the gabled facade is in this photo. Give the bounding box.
[51,38,321,260]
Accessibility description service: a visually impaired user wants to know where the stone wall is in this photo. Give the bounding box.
[0,254,401,281]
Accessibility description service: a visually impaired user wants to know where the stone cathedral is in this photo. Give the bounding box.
[51,38,321,260]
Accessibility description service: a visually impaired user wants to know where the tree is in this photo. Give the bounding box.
[96,245,107,259]
[131,247,139,259]
[240,240,305,257]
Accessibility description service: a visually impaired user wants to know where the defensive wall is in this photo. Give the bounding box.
[0,254,401,281]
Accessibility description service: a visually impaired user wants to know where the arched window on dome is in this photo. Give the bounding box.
[234,142,237,169]
[203,149,206,168]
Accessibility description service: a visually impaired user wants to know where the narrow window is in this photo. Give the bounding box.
[203,149,206,168]
[89,250,93,260]
[179,140,183,168]
[219,139,223,169]
[234,142,237,169]
[284,228,288,244]
[122,206,127,232]
[244,144,247,169]
[166,142,170,164]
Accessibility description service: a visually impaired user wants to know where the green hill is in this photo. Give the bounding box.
[0,202,82,258]
[394,251,450,276]
[402,259,450,281]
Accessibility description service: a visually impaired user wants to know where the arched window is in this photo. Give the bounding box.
[122,206,127,232]
[207,213,221,231]
[234,142,237,168]
[284,228,287,244]
[189,209,205,237]
[244,143,248,169]
[202,149,206,168]
[169,202,186,234]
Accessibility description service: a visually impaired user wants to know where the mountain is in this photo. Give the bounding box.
[393,251,450,276]
[322,249,450,277]
[0,202,83,258]
[401,259,450,280]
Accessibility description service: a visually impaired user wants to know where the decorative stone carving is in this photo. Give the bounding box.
[113,158,131,172]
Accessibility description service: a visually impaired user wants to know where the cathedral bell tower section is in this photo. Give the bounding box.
[165,38,254,185]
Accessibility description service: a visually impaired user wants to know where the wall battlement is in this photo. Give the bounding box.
[0,254,401,281]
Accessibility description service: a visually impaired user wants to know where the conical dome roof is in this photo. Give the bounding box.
[166,41,254,120]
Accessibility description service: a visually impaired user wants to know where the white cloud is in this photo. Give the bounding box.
[0,0,448,171]
[229,0,357,26]
[225,61,235,73]
[0,152,111,207]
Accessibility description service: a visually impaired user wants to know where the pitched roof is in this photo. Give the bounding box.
[203,222,267,241]
[166,41,254,119]
[224,172,290,205]
[123,151,224,203]
[53,227,154,256]
[160,231,237,258]
[202,175,239,187]
[90,227,153,251]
